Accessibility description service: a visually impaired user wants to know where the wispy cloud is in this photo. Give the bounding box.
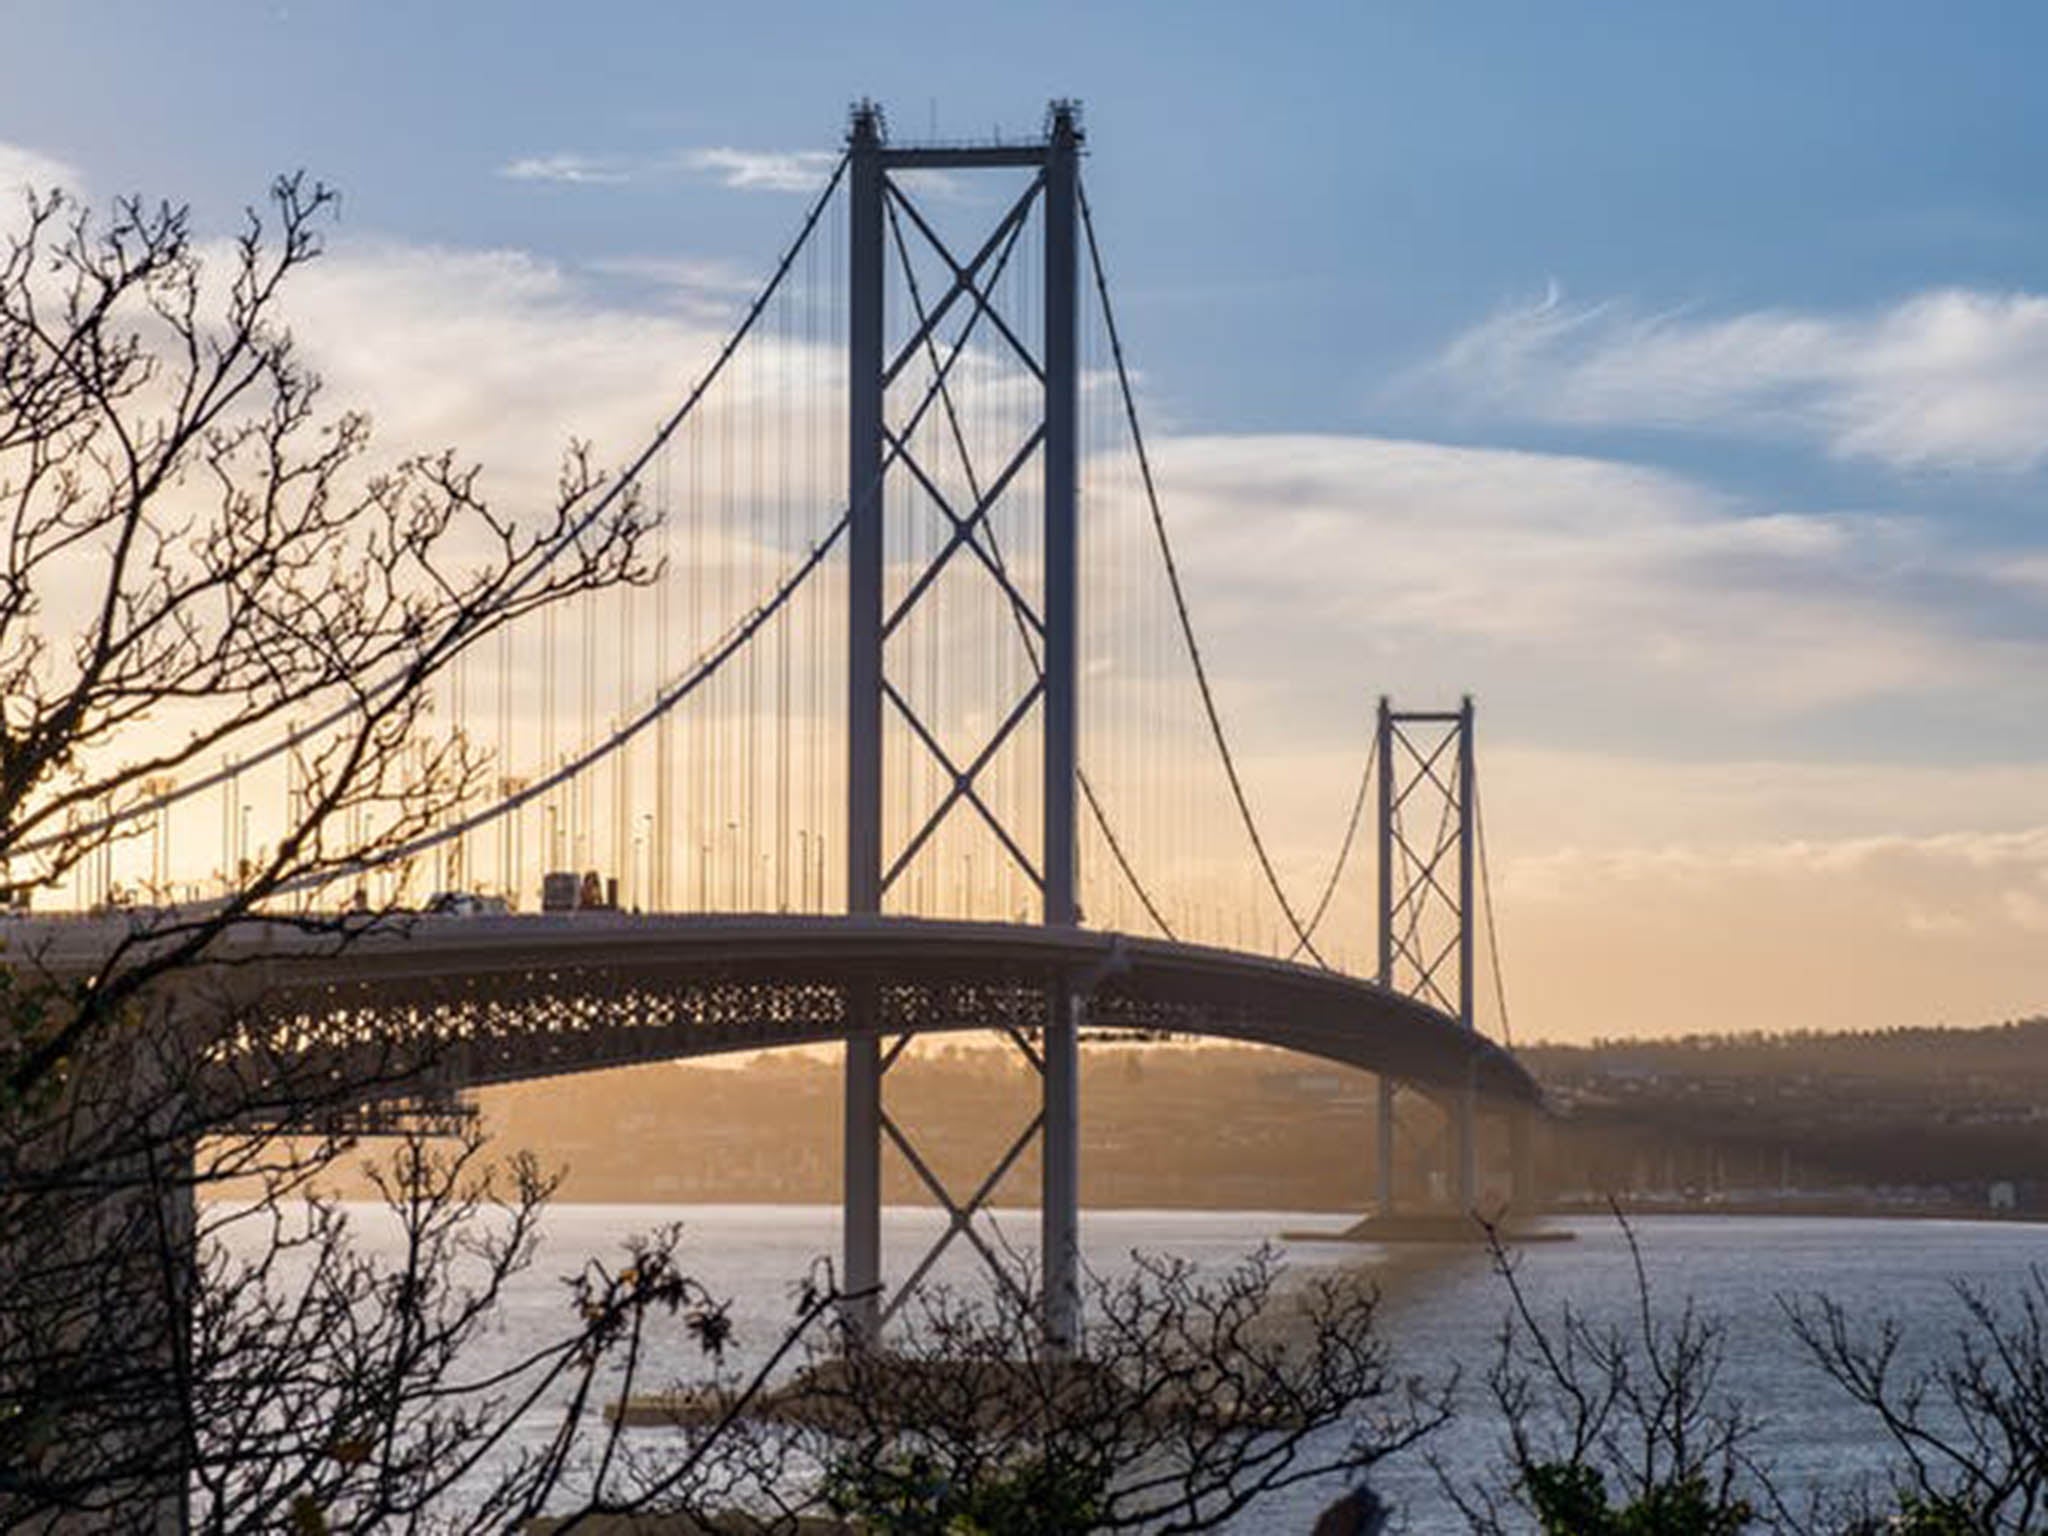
[1406,285,2048,473]
[684,148,839,194]
[497,146,847,195]
[498,152,633,186]
[582,255,763,323]
[1123,433,2015,729]
[585,256,758,294]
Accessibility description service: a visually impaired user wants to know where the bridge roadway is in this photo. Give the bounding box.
[18,912,1539,1107]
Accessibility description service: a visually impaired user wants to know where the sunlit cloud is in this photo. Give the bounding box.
[1497,820,2048,1039]
[1406,285,2048,472]
[139,215,2048,1043]
[1135,434,2023,731]
[274,238,741,495]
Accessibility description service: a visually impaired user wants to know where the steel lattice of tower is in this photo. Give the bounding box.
[842,100,1085,1345]
[1374,695,1479,1215]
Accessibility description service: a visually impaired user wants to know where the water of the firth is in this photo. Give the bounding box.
[402,1205,2048,1529]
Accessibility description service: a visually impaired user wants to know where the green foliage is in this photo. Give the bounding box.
[824,1449,1106,1535]
[1524,1461,1753,1535]
[1835,1491,2016,1535]
[0,967,78,1116]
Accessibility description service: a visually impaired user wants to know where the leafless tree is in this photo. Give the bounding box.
[0,170,1465,1536]
[1788,1267,2048,1534]
[579,1246,1449,1534]
[0,172,682,1531]
[0,172,651,1076]
[1439,1213,1767,1535]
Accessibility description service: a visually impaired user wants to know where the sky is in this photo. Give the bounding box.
[6,1,2048,1041]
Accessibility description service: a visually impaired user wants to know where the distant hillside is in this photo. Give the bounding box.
[381,1018,2048,1212]
[1523,1016,2048,1090]
[478,1042,1389,1210]
[1524,1017,2048,1204]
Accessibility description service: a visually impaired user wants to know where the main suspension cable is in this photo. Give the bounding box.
[1286,729,1376,964]
[275,512,851,898]
[1475,765,1513,1046]
[21,151,852,862]
[884,181,1179,941]
[1079,177,1328,967]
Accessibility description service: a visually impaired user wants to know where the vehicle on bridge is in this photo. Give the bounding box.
[541,870,617,913]
[425,891,511,918]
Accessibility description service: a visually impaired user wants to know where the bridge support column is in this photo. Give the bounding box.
[833,99,1085,1347]
[1508,1104,1534,1215]
[1040,100,1081,1351]
[1453,1086,1477,1215]
[1042,985,1080,1350]
[842,1023,882,1347]
[841,100,885,1350]
[1375,695,1495,1223]
[1375,1077,1396,1216]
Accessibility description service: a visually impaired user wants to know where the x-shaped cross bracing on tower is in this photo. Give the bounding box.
[842,100,1085,1347]
[1375,697,1481,1214]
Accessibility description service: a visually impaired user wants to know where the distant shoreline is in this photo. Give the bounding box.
[1554,1197,2048,1225]
[503,1196,2048,1226]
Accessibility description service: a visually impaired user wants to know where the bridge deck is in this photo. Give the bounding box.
[26,913,1538,1106]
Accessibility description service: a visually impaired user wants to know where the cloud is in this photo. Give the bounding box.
[684,148,840,194]
[498,153,632,186]
[272,236,814,496]
[586,256,758,295]
[0,143,83,204]
[1409,286,2048,472]
[582,255,765,324]
[496,146,852,196]
[1494,821,2048,1039]
[1121,433,2009,732]
[225,225,2048,1043]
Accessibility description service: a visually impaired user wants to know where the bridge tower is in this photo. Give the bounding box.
[1374,695,1480,1215]
[842,100,1084,1346]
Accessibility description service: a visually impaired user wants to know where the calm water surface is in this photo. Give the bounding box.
[390,1205,2048,1529]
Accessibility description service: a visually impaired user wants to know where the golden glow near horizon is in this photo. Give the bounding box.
[11,14,2048,1047]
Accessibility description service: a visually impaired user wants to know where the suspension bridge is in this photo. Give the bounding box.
[19,102,1538,1343]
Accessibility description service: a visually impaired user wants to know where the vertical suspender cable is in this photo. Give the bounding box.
[1078,179,1328,966]
[1475,768,1513,1046]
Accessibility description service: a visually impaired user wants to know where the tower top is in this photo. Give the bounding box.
[845,98,1082,152]
[847,99,886,147]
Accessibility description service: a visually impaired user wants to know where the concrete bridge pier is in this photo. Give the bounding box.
[1507,1101,1536,1214]
[1369,1074,1509,1227]
[1453,1082,1478,1214]
[1373,1078,1474,1217]
[1374,1076,1396,1216]
[1041,982,1081,1351]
